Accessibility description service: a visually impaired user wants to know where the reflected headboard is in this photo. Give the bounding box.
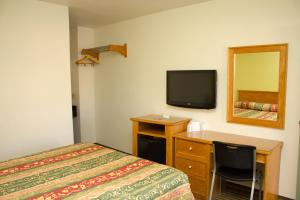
[238,90,278,104]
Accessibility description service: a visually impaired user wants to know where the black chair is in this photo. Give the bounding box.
[209,141,262,200]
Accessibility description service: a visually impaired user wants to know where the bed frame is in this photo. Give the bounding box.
[238,90,279,104]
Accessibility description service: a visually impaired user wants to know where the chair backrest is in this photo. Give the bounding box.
[213,141,256,170]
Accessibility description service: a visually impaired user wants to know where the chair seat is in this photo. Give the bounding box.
[216,166,254,181]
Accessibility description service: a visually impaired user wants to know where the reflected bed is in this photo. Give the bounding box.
[234,107,277,121]
[233,90,278,121]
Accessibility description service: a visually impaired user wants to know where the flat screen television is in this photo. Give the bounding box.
[167,70,216,109]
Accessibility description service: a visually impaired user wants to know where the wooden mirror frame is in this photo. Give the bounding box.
[227,44,288,129]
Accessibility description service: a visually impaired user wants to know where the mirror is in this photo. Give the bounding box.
[227,44,288,129]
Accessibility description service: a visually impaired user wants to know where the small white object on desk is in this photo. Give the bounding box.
[162,114,170,119]
[187,120,202,132]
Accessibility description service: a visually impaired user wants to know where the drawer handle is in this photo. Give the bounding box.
[188,146,193,151]
[188,165,192,169]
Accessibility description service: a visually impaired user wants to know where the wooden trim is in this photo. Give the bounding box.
[132,121,138,156]
[228,43,288,53]
[227,43,288,129]
[264,144,282,200]
[131,114,191,125]
[227,47,235,125]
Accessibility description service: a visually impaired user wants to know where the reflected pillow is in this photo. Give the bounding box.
[234,101,243,108]
[234,101,278,112]
[269,104,278,112]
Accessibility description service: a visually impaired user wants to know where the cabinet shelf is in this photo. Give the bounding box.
[138,130,166,138]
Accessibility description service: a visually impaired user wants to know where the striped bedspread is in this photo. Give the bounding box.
[0,143,194,200]
[234,108,278,121]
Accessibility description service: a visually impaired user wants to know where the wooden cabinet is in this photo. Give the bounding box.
[131,114,190,166]
[174,137,211,199]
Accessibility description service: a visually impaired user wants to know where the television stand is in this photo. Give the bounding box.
[131,114,191,166]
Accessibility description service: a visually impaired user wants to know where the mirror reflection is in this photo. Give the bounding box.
[233,52,280,121]
[227,43,287,129]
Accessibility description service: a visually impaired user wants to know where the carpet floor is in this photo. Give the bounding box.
[208,183,287,200]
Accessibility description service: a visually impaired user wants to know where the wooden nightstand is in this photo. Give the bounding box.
[131,114,191,166]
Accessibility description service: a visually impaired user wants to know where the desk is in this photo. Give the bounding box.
[173,131,283,200]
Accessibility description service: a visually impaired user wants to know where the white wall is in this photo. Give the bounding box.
[69,26,97,143]
[77,27,97,143]
[0,0,74,160]
[93,0,300,198]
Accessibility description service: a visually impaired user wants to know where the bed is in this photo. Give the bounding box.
[0,143,194,200]
[233,90,278,121]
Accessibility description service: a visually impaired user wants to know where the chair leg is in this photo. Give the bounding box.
[258,172,263,200]
[250,178,255,200]
[219,177,222,194]
[209,172,216,200]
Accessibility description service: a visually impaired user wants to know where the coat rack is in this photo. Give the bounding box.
[76,43,127,66]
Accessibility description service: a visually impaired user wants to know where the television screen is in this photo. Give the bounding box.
[167,70,216,109]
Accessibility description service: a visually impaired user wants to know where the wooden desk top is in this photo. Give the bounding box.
[131,114,191,125]
[174,130,283,155]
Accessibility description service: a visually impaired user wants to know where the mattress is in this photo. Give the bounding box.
[0,143,194,200]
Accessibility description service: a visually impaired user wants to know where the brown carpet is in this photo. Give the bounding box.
[208,183,287,200]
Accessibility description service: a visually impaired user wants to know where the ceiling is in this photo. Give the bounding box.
[41,0,211,27]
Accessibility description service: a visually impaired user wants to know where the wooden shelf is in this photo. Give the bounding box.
[76,43,127,65]
[138,130,166,138]
[81,44,127,58]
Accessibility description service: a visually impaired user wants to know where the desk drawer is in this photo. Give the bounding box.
[175,156,207,179]
[176,138,210,157]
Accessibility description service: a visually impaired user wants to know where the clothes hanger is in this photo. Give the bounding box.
[75,54,99,65]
